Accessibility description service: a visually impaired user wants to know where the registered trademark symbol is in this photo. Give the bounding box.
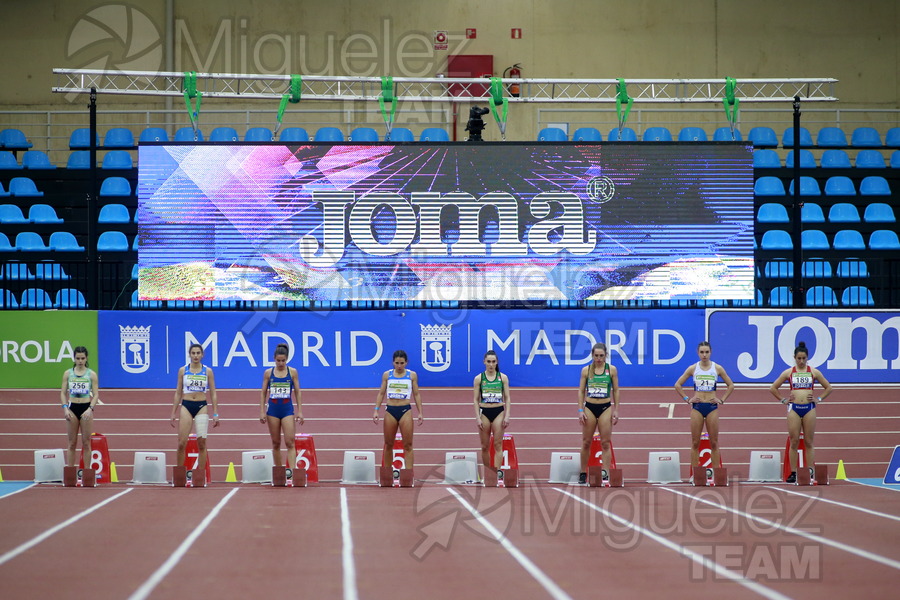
[586,176,615,203]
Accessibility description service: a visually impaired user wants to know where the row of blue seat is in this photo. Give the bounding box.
[754,175,892,196]
[749,126,900,149]
[0,150,134,171]
[0,231,135,252]
[1,260,72,281]
[134,125,449,143]
[0,287,86,309]
[754,149,900,169]
[0,176,131,197]
[758,202,894,224]
[761,258,869,279]
[759,229,900,251]
[766,285,875,307]
[0,204,63,224]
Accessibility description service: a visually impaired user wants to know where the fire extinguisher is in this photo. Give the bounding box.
[504,64,522,97]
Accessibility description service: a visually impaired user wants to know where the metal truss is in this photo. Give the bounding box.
[53,69,838,103]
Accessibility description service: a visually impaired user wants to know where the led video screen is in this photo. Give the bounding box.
[137,142,754,302]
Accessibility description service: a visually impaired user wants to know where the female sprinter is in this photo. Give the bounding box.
[171,343,219,479]
[60,346,100,468]
[374,350,424,471]
[260,343,303,471]
[674,341,735,475]
[473,350,511,480]
[770,341,833,483]
[578,342,619,485]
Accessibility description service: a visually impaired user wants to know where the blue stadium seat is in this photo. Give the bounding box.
[677,127,707,142]
[420,128,450,142]
[102,151,133,169]
[28,204,64,224]
[836,259,869,278]
[859,176,891,196]
[855,150,886,168]
[782,127,813,148]
[863,203,895,223]
[349,127,379,142]
[54,288,87,309]
[757,203,789,223]
[98,204,130,223]
[0,204,28,223]
[712,127,742,141]
[760,230,792,250]
[315,127,345,142]
[764,259,793,278]
[209,127,240,142]
[22,150,56,169]
[9,177,43,197]
[66,151,92,169]
[0,232,14,252]
[769,286,793,307]
[806,286,838,307]
[801,230,829,251]
[784,149,816,168]
[49,231,85,252]
[801,259,832,278]
[15,232,50,251]
[21,288,53,309]
[133,235,139,251]
[571,127,602,142]
[139,127,169,143]
[892,151,900,168]
[753,149,782,168]
[754,176,786,196]
[279,127,309,142]
[643,127,673,142]
[35,261,71,280]
[244,127,274,142]
[607,127,638,141]
[97,231,129,252]
[850,127,881,147]
[0,288,19,308]
[0,128,32,150]
[0,150,22,169]
[747,127,779,148]
[824,176,856,196]
[869,229,900,250]
[174,127,204,142]
[386,128,414,142]
[820,150,852,168]
[537,127,567,141]
[100,176,131,197]
[103,128,135,148]
[0,182,7,197]
[841,285,874,307]
[1,262,34,280]
[885,127,900,148]
[833,230,866,251]
[828,203,860,223]
[815,127,848,148]
[788,176,821,196]
[130,290,161,309]
[69,128,100,149]
[801,203,825,223]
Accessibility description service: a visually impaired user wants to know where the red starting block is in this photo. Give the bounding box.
[193,468,206,488]
[63,466,78,487]
[484,469,498,487]
[796,465,829,486]
[783,433,809,482]
[502,468,519,488]
[82,468,97,487]
[184,434,211,484]
[78,433,111,484]
[173,465,187,487]
[399,468,414,488]
[293,434,319,483]
[815,464,829,485]
[588,466,623,487]
[273,465,287,487]
[587,435,617,469]
[64,466,95,487]
[274,466,305,487]
[379,465,394,487]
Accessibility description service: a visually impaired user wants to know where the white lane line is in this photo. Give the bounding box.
[128,488,239,600]
[663,486,900,571]
[554,488,792,600]
[0,488,133,566]
[765,485,900,522]
[340,488,359,600]
[448,487,573,600]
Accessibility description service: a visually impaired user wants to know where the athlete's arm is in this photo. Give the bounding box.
[260,368,271,423]
[717,365,735,404]
[207,368,219,427]
[812,368,833,402]
[411,370,423,424]
[291,367,304,424]
[610,365,620,425]
[769,369,790,403]
[674,365,695,403]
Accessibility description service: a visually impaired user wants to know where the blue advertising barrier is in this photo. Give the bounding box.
[99,309,705,389]
[707,309,900,384]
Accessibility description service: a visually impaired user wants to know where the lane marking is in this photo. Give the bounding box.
[448,487,573,600]
[765,485,900,522]
[128,488,239,600]
[0,488,133,566]
[0,482,36,498]
[340,488,359,600]
[554,487,792,600]
[662,487,900,571]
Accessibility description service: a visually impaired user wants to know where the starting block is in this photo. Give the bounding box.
[132,452,167,484]
[691,467,727,487]
[379,465,394,487]
[173,465,187,487]
[443,452,479,484]
[64,466,95,487]
[588,466,623,487]
[484,469,498,487]
[273,465,304,487]
[548,452,581,484]
[797,465,829,486]
[242,450,275,483]
[399,468,414,488]
[342,451,377,484]
[34,449,66,483]
[647,452,681,484]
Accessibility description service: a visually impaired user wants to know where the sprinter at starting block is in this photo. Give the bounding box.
[473,350,512,486]
[578,343,620,486]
